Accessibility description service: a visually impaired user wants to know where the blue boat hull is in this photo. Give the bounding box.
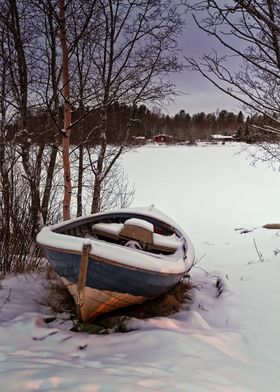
[45,248,184,298]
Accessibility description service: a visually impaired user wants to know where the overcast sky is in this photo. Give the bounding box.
[163,9,241,116]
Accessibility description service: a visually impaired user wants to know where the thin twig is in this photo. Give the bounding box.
[253,238,265,262]
[193,253,206,266]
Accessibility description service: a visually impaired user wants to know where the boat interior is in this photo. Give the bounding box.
[56,215,184,256]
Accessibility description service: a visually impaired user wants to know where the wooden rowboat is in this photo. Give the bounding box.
[37,207,195,321]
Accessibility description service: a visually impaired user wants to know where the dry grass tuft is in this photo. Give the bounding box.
[42,276,76,316]
[107,279,193,320]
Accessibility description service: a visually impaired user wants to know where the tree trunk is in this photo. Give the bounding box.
[77,144,84,216]
[0,143,11,274]
[41,144,58,223]
[91,106,108,213]
[59,0,72,220]
[77,102,85,217]
[91,176,102,213]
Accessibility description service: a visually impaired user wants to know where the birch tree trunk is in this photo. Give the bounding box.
[59,0,72,220]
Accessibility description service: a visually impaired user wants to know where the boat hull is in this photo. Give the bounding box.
[44,247,184,320]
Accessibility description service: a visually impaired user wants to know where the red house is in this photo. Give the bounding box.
[153,133,172,143]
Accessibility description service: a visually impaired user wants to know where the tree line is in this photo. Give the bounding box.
[7,104,277,146]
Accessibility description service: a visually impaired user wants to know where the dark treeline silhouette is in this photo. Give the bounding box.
[7,105,277,145]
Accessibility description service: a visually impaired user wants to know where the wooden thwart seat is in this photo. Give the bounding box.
[92,220,180,254]
[92,223,122,240]
[119,224,153,244]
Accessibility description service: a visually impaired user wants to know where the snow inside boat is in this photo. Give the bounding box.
[37,207,195,321]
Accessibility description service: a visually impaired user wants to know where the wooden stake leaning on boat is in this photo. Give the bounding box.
[77,243,92,320]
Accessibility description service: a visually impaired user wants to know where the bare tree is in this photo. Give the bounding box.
[0,0,62,272]
[0,0,45,238]
[0,19,13,274]
[43,0,99,219]
[36,0,61,224]
[86,0,184,213]
[185,1,280,121]
[184,1,280,166]
[68,0,100,216]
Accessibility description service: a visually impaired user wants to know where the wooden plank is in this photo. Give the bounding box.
[77,243,92,320]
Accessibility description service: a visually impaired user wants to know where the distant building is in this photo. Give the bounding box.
[211,134,234,143]
[153,133,173,143]
[132,136,146,145]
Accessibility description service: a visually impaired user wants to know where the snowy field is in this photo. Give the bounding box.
[1,143,280,391]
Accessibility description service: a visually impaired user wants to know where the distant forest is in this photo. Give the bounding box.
[7,103,276,145]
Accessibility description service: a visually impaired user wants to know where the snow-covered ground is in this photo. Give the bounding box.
[1,143,280,391]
